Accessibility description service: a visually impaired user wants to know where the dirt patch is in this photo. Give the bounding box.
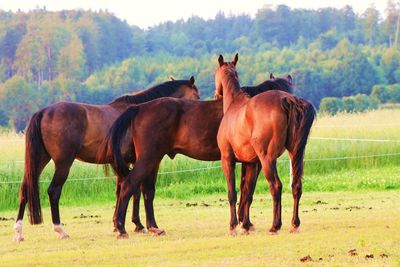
[365,254,374,259]
[186,202,198,207]
[300,255,312,262]
[380,253,388,258]
[348,249,357,256]
[314,200,328,205]
[0,217,14,221]
[73,213,101,219]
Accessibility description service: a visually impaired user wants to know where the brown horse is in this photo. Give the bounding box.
[102,76,294,238]
[13,77,199,242]
[124,74,294,234]
[215,54,315,235]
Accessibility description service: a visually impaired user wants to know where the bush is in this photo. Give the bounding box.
[0,109,9,126]
[319,97,344,115]
[353,93,379,112]
[371,84,390,103]
[388,84,400,103]
[342,96,356,112]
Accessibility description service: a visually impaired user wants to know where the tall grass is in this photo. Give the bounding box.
[0,109,399,211]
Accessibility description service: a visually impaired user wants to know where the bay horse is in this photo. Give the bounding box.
[215,54,315,235]
[101,75,294,238]
[13,77,199,241]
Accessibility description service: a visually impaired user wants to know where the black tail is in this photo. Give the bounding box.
[102,106,140,179]
[282,96,316,181]
[23,110,48,224]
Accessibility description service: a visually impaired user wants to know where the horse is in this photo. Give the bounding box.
[101,75,294,238]
[13,77,200,242]
[215,54,315,235]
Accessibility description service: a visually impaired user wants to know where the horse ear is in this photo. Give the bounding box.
[218,55,224,66]
[287,74,293,84]
[189,76,195,85]
[170,76,175,81]
[232,53,238,66]
[270,73,275,79]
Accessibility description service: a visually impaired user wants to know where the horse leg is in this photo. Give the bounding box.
[260,158,282,234]
[112,170,145,233]
[239,162,260,234]
[14,155,50,242]
[237,163,246,224]
[221,154,238,236]
[114,159,153,239]
[288,154,302,233]
[131,185,145,233]
[48,161,73,239]
[113,174,145,233]
[112,175,121,232]
[141,169,165,236]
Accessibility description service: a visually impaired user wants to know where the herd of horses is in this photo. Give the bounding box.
[13,54,315,241]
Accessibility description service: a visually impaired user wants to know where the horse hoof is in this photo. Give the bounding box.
[53,225,70,240]
[113,227,118,233]
[13,235,24,242]
[148,227,165,236]
[229,229,237,236]
[134,226,147,233]
[58,233,70,240]
[117,233,129,239]
[290,227,300,234]
[268,229,279,235]
[239,228,249,235]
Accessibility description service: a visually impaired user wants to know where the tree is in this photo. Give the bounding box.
[0,75,39,131]
[381,47,400,83]
[57,33,86,80]
[363,4,380,45]
[383,0,400,47]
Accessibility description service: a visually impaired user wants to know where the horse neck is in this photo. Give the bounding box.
[108,88,165,109]
[221,73,241,113]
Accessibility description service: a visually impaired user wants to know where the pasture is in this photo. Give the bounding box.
[0,192,399,266]
[0,109,400,265]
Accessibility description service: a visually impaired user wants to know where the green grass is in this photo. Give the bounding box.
[0,191,399,266]
[1,109,400,212]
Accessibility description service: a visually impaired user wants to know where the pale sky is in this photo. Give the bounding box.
[0,0,388,29]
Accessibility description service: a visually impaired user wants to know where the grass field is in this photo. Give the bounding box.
[0,191,399,266]
[1,109,400,211]
[0,109,400,266]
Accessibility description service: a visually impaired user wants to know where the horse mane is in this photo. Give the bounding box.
[221,64,241,92]
[242,78,293,97]
[109,80,188,105]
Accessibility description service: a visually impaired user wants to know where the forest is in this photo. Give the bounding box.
[1,2,400,130]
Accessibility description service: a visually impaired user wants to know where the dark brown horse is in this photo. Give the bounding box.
[102,76,294,238]
[215,54,315,235]
[13,77,199,241]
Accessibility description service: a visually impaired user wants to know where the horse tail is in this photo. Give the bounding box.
[281,96,316,184]
[24,110,48,224]
[106,106,140,179]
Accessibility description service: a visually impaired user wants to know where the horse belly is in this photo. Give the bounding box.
[232,142,258,163]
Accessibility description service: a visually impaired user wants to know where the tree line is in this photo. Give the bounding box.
[1,2,400,131]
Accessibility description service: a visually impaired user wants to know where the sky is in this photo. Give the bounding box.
[0,0,388,29]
